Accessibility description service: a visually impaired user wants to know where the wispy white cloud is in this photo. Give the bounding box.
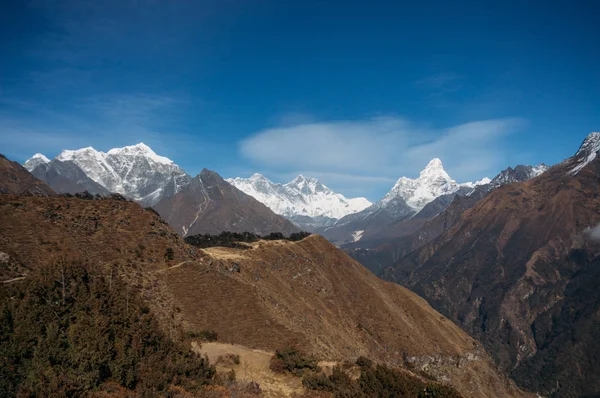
[239,116,526,196]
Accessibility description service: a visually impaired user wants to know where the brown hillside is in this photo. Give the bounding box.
[0,193,528,397]
[0,154,55,196]
[387,134,600,397]
[162,235,529,398]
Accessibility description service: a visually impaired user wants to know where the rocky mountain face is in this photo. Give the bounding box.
[22,153,50,172]
[0,183,530,397]
[320,158,487,246]
[155,169,300,237]
[30,159,111,196]
[346,163,550,275]
[24,143,191,206]
[0,154,55,196]
[227,173,371,229]
[384,132,600,398]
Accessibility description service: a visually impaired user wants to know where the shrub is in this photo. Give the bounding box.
[187,329,218,342]
[184,231,312,249]
[302,370,334,391]
[355,356,373,370]
[165,247,174,260]
[269,356,286,373]
[270,346,319,376]
[227,369,236,382]
[301,359,463,398]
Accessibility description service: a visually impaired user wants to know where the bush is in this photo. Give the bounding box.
[165,247,174,260]
[184,231,312,249]
[269,356,286,373]
[270,346,319,376]
[301,360,463,398]
[187,329,218,342]
[302,370,334,391]
[355,356,373,370]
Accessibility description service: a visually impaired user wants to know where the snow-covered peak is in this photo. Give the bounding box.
[23,153,50,171]
[489,163,549,188]
[460,177,492,189]
[227,173,372,220]
[32,153,50,162]
[57,147,102,162]
[567,132,600,175]
[250,173,267,181]
[107,142,173,165]
[530,164,549,178]
[30,143,190,206]
[381,158,461,210]
[286,174,323,194]
[419,158,450,180]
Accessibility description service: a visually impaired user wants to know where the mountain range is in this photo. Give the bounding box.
[7,131,600,397]
[0,152,528,397]
[227,173,372,229]
[24,143,191,206]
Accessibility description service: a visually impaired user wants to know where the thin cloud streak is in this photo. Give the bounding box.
[240,117,526,187]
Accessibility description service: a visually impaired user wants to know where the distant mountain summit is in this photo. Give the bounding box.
[24,143,191,206]
[23,153,50,172]
[565,131,600,175]
[320,158,489,245]
[227,173,371,227]
[381,158,488,211]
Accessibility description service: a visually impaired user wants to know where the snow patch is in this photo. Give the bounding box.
[568,132,600,175]
[107,142,174,165]
[32,153,50,162]
[351,230,364,242]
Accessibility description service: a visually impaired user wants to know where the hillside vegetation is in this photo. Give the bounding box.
[0,261,215,396]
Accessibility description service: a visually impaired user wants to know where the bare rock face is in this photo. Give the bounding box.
[29,159,110,196]
[385,133,600,397]
[155,169,300,237]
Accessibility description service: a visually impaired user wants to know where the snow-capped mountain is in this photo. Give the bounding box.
[25,143,191,206]
[488,163,549,188]
[320,158,490,245]
[23,153,50,172]
[566,132,600,175]
[226,173,371,220]
[380,158,487,211]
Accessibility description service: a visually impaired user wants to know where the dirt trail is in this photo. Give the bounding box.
[192,341,305,398]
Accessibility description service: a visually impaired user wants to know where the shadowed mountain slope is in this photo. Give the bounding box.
[386,133,600,398]
[0,154,55,196]
[155,169,300,237]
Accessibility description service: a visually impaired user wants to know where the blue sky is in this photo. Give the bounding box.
[1,0,598,201]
